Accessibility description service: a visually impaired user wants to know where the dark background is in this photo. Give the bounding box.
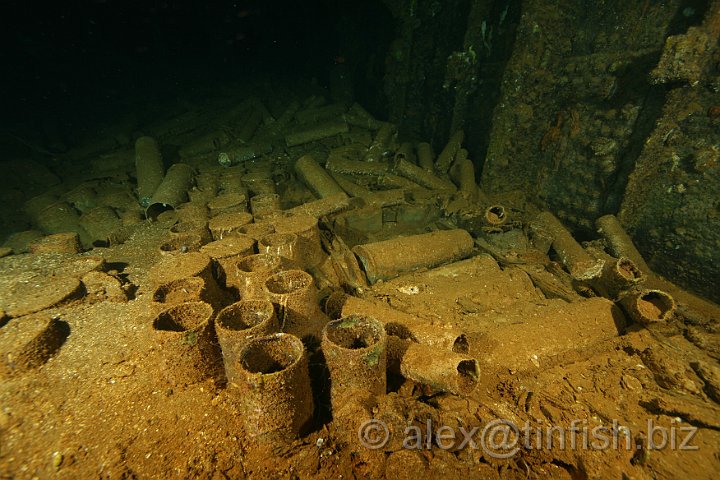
[0,0,395,146]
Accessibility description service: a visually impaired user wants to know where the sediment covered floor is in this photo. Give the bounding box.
[1,84,720,479]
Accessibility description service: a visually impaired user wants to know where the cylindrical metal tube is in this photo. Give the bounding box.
[207,193,248,217]
[218,143,272,167]
[620,289,676,325]
[594,257,645,300]
[400,342,479,395]
[595,214,651,274]
[170,220,212,244]
[159,232,204,255]
[235,222,275,241]
[242,172,276,196]
[324,293,470,353]
[534,211,605,280]
[29,232,82,254]
[285,119,349,146]
[294,154,347,199]
[363,123,396,162]
[393,142,416,165]
[322,315,387,411]
[79,206,122,246]
[145,163,195,220]
[152,277,209,305]
[272,214,325,268]
[135,136,165,207]
[416,142,435,171]
[34,201,92,246]
[393,158,457,191]
[263,269,328,344]
[325,156,389,176]
[484,204,508,227]
[216,300,279,383]
[258,233,301,266]
[286,192,354,218]
[199,235,256,289]
[208,212,254,240]
[352,229,474,284]
[225,253,283,299]
[231,333,314,440]
[435,130,464,174]
[250,193,282,220]
[457,159,478,198]
[152,301,222,385]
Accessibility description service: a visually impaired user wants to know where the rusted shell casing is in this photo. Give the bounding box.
[400,342,479,396]
[148,252,227,307]
[0,315,69,378]
[152,277,210,305]
[416,142,435,171]
[286,193,354,218]
[324,293,470,353]
[258,233,301,265]
[242,172,276,196]
[352,229,474,284]
[146,163,195,220]
[235,222,275,241]
[393,158,457,191]
[295,154,347,199]
[216,300,279,383]
[285,119,349,147]
[457,159,478,198]
[34,201,92,246]
[620,289,676,325]
[273,214,325,268]
[29,232,82,254]
[152,301,222,385]
[159,233,204,255]
[594,257,645,300]
[250,193,282,220]
[208,212,254,240]
[225,253,283,299]
[169,220,212,244]
[207,193,248,217]
[263,269,328,344]
[201,235,257,289]
[325,156,389,176]
[484,204,508,226]
[363,123,396,162]
[534,211,605,281]
[231,333,314,440]
[134,136,165,207]
[322,315,387,411]
[435,130,464,174]
[595,214,651,274]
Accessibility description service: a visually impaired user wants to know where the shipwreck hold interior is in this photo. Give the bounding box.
[1,0,719,478]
